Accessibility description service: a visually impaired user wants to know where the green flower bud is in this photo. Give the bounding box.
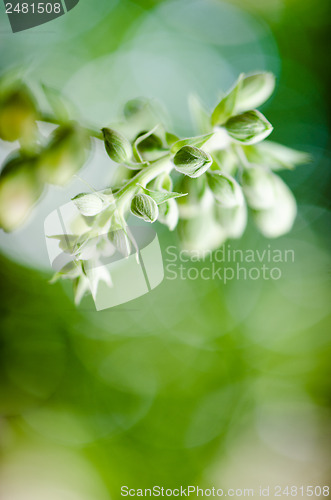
[207,172,244,208]
[244,141,310,171]
[173,145,212,178]
[108,228,132,258]
[158,198,179,231]
[131,193,158,223]
[176,175,210,219]
[178,210,226,253]
[38,123,89,186]
[123,98,149,120]
[102,127,132,164]
[0,153,43,231]
[72,193,105,217]
[225,110,273,145]
[214,202,247,239]
[0,86,37,143]
[241,166,276,209]
[235,72,276,113]
[253,175,297,238]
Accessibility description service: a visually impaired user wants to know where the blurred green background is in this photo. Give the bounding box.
[0,0,330,498]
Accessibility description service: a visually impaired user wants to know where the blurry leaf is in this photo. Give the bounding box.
[244,141,311,170]
[189,94,211,134]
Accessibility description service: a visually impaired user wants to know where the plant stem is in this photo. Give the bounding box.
[116,154,172,210]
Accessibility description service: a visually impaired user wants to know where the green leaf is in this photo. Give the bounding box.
[225,110,273,145]
[131,193,159,222]
[137,184,187,205]
[235,72,276,112]
[102,128,132,163]
[211,74,243,126]
[165,132,179,146]
[173,146,212,178]
[171,133,214,154]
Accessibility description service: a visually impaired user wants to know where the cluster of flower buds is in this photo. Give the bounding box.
[88,72,308,253]
[0,74,90,231]
[0,71,309,303]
